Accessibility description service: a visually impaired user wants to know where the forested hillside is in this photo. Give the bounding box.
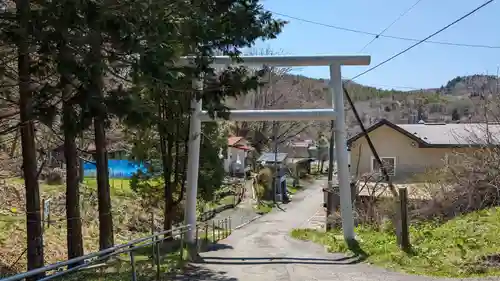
[225,73,500,147]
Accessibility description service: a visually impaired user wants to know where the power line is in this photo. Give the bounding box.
[359,0,424,52]
[269,9,500,50]
[350,0,494,81]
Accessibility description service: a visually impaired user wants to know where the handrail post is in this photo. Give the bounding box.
[225,218,229,238]
[129,245,137,281]
[398,187,411,252]
[217,221,221,241]
[212,221,216,244]
[179,229,184,261]
[155,234,161,281]
[2,225,192,281]
[151,213,155,261]
[195,224,199,251]
[204,223,208,249]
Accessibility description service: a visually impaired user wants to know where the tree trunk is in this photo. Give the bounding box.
[181,114,190,192]
[16,0,45,278]
[94,118,113,249]
[164,130,174,228]
[172,97,187,207]
[60,45,84,263]
[63,109,84,263]
[159,99,174,233]
[173,119,181,188]
[89,16,114,250]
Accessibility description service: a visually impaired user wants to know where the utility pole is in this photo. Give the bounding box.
[326,120,335,230]
[273,120,278,203]
[269,68,279,203]
[327,120,335,184]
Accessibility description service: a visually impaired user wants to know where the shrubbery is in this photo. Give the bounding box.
[254,167,272,201]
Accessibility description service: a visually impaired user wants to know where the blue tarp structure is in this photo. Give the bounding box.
[83,159,147,178]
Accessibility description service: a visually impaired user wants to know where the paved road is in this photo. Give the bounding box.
[210,180,260,229]
[173,179,500,281]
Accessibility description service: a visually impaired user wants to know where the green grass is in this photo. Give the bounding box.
[291,208,500,278]
[6,177,133,196]
[203,194,236,210]
[82,177,133,196]
[254,200,273,214]
[287,182,304,195]
[6,178,66,195]
[55,250,185,281]
[0,214,23,242]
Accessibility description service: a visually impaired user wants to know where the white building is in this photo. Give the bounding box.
[224,136,251,176]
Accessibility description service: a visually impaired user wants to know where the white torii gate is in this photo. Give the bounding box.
[180,55,370,253]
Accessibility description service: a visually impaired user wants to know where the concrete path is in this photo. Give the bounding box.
[210,179,260,229]
[173,179,500,281]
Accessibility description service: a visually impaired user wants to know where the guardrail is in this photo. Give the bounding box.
[2,217,232,281]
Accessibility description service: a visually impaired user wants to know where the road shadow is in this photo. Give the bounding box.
[198,255,364,265]
[168,264,238,281]
[202,243,234,253]
[346,239,368,263]
[275,203,286,212]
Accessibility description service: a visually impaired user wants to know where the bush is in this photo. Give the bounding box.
[416,147,500,220]
[256,167,272,187]
[254,183,265,200]
[129,169,164,209]
[255,167,273,200]
[45,168,65,185]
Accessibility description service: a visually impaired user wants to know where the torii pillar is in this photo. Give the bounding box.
[180,55,371,259]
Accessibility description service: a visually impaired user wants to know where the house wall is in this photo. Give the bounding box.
[224,146,246,174]
[349,125,472,181]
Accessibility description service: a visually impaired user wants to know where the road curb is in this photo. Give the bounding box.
[234,215,262,230]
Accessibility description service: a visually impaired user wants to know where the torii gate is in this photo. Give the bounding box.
[179,55,370,255]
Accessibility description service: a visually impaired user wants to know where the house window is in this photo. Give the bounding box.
[371,157,396,176]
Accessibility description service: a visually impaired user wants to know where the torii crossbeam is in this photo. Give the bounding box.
[179,55,371,258]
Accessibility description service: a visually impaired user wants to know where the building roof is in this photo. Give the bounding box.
[228,136,253,151]
[232,145,252,151]
[228,136,244,147]
[284,142,315,159]
[257,152,288,163]
[347,119,500,148]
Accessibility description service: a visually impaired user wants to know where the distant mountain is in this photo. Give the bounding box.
[438,74,499,96]
[227,74,500,140]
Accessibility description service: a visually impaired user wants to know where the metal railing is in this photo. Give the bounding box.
[2,217,232,281]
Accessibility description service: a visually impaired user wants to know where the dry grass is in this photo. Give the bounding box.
[0,178,163,273]
[0,177,239,275]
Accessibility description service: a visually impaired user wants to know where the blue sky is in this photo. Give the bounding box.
[254,0,500,91]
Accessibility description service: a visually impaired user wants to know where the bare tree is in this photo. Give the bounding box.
[228,48,322,153]
[415,89,500,220]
